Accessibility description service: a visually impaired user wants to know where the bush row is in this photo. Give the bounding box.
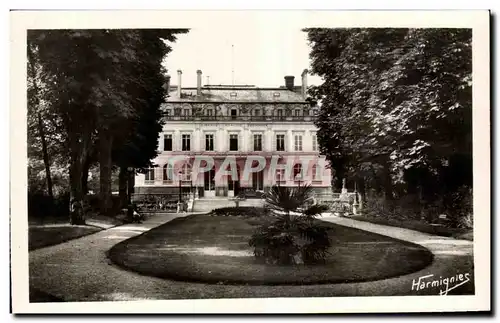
[361,186,473,229]
[211,207,268,217]
[28,192,125,219]
[28,192,70,219]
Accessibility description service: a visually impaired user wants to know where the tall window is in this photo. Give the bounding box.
[182,134,191,151]
[294,134,303,151]
[145,168,155,184]
[182,108,190,118]
[276,134,285,151]
[163,134,172,151]
[163,164,173,183]
[205,134,214,151]
[294,109,301,117]
[312,134,318,151]
[312,164,321,181]
[277,109,284,119]
[229,134,238,151]
[181,163,192,182]
[293,163,302,181]
[253,134,262,151]
[230,109,237,120]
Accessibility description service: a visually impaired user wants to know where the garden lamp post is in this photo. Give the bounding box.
[178,170,182,204]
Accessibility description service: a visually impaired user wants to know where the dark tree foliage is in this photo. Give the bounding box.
[27,29,188,221]
[304,28,472,218]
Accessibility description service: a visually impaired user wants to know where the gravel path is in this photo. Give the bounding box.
[29,214,474,302]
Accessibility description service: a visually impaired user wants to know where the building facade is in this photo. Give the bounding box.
[134,69,333,199]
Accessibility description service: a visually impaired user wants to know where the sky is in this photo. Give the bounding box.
[163,26,323,88]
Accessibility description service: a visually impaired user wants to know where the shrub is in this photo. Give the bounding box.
[458,213,473,229]
[28,191,70,220]
[249,186,331,265]
[249,207,331,265]
[303,203,329,216]
[445,186,473,228]
[362,186,473,229]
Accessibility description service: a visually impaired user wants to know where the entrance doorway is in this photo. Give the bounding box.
[228,165,240,197]
[204,168,216,198]
[252,170,264,191]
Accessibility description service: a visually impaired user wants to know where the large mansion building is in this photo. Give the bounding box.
[134,69,333,198]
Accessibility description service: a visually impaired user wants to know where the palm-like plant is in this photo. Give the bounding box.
[249,185,331,265]
[264,185,312,223]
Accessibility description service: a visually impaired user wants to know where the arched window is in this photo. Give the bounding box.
[163,164,173,182]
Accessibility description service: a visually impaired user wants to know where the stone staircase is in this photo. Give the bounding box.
[192,198,264,213]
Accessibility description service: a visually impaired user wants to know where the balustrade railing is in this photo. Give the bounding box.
[131,192,193,213]
[163,115,317,122]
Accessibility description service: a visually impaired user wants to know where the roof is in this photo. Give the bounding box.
[165,86,307,103]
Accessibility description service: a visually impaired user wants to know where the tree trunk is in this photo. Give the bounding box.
[118,166,128,208]
[69,136,85,225]
[81,155,91,195]
[382,160,394,201]
[37,112,54,206]
[99,129,114,215]
[128,169,135,204]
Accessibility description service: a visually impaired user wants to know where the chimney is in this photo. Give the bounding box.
[177,69,182,99]
[284,75,295,91]
[301,69,308,99]
[164,75,171,97]
[196,70,202,95]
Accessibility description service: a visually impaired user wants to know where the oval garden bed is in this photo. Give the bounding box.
[108,213,433,285]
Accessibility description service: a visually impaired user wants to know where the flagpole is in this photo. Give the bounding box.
[231,44,235,85]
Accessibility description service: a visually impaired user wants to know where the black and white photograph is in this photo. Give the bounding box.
[10,10,490,314]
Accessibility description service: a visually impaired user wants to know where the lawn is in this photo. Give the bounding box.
[108,214,434,285]
[29,225,102,251]
[29,212,129,251]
